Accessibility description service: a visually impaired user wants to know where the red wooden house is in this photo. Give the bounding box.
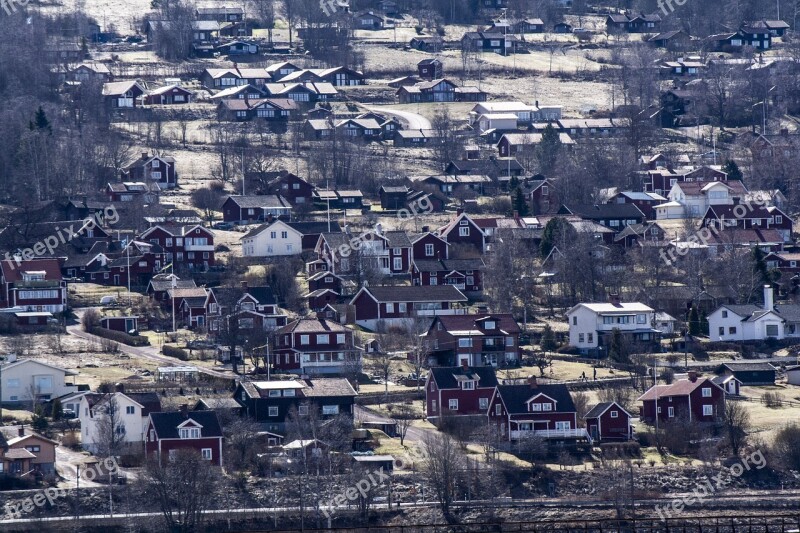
[437,212,486,255]
[305,289,339,312]
[488,377,586,443]
[410,258,485,293]
[146,275,197,304]
[265,171,315,206]
[425,313,520,367]
[210,283,287,333]
[637,372,725,424]
[350,285,468,331]
[583,401,632,442]
[169,287,218,329]
[410,232,449,261]
[702,204,793,243]
[272,317,361,375]
[144,407,224,466]
[425,365,498,424]
[121,152,178,190]
[138,224,215,271]
[307,271,343,293]
[0,259,68,313]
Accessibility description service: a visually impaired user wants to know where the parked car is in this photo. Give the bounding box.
[213,222,234,230]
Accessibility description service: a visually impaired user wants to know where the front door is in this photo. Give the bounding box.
[589,424,599,440]
[113,275,120,285]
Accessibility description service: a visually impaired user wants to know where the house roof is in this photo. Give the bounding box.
[275,317,349,334]
[584,401,630,419]
[0,358,78,376]
[429,366,498,389]
[637,377,718,401]
[568,302,653,314]
[560,203,645,220]
[719,362,776,372]
[360,285,468,303]
[0,258,63,282]
[148,277,196,292]
[497,383,576,415]
[102,81,144,96]
[301,377,358,397]
[225,195,292,209]
[433,313,520,334]
[413,258,485,272]
[149,410,223,439]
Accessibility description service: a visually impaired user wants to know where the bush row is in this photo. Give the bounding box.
[162,345,189,361]
[92,327,149,347]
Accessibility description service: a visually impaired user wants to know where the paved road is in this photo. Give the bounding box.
[365,106,432,130]
[355,405,431,444]
[67,310,233,380]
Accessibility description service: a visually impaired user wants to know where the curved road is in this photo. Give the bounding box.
[365,106,432,130]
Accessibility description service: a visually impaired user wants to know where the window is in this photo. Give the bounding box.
[386,303,394,313]
[484,320,496,330]
[542,403,552,411]
[722,310,728,318]
[396,302,406,313]
[126,406,135,415]
[6,378,19,388]
[461,381,475,391]
[587,333,594,343]
[317,334,330,344]
[284,389,295,397]
[431,400,437,412]
[719,327,725,335]
[776,215,783,224]
[610,410,619,418]
[578,333,585,343]
[572,317,577,325]
[281,231,288,239]
[531,403,542,411]
[179,427,201,439]
[448,399,458,411]
[168,449,177,462]
[201,448,212,460]
[459,226,469,237]
[495,404,501,415]
[555,421,571,431]
[336,334,346,344]
[393,258,403,271]
[268,390,281,397]
[298,405,309,416]
[268,406,279,416]
[766,324,779,337]
[425,244,434,256]
[300,335,309,345]
[458,338,473,348]
[506,337,514,347]
[479,398,489,409]
[729,327,736,334]
[322,405,339,415]
[668,407,674,418]
[703,405,713,416]
[702,387,712,397]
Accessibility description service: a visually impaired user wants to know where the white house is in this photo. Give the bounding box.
[654,312,677,335]
[666,181,747,217]
[654,201,686,220]
[565,297,657,354]
[707,285,798,342]
[241,219,303,257]
[476,113,518,134]
[786,365,800,386]
[79,391,162,453]
[0,358,78,404]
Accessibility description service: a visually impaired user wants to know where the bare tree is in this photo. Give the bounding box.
[723,399,750,456]
[141,449,221,533]
[421,431,466,523]
[390,403,416,447]
[96,396,127,458]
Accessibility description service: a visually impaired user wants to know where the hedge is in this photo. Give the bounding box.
[92,327,150,347]
[162,345,189,361]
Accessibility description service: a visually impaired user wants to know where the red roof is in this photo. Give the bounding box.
[637,377,717,401]
[434,313,520,334]
[0,258,64,282]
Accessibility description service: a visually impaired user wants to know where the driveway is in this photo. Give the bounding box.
[364,106,432,130]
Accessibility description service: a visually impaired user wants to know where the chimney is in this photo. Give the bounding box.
[241,280,248,290]
[609,293,622,307]
[688,371,698,383]
[528,375,538,388]
[764,284,774,311]
[142,152,149,160]
[375,222,383,235]
[421,225,430,233]
[115,382,125,393]
[513,210,519,221]
[180,404,188,418]
[18,425,24,438]
[456,208,464,216]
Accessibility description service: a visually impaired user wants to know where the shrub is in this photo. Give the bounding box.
[556,345,581,355]
[763,391,783,408]
[92,327,149,347]
[82,308,101,332]
[163,345,189,361]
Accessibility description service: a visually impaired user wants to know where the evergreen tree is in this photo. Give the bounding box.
[608,328,629,363]
[688,306,701,336]
[699,309,709,336]
[540,217,571,259]
[536,123,562,176]
[30,106,51,134]
[512,187,529,217]
[722,160,743,181]
[541,324,558,352]
[51,398,63,421]
[32,405,49,434]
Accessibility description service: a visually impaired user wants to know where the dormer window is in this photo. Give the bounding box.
[21,271,45,281]
[461,380,475,390]
[284,389,296,397]
[179,427,200,439]
[484,320,496,330]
